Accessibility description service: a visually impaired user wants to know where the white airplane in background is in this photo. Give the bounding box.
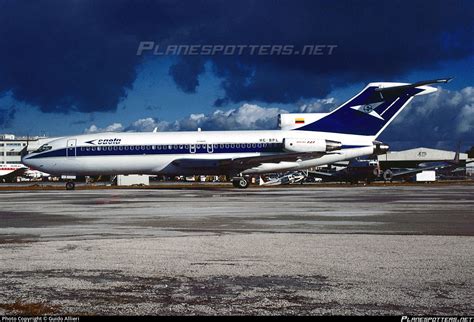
[23,168,51,180]
[259,172,308,186]
[0,164,28,182]
[22,78,451,190]
[0,164,51,182]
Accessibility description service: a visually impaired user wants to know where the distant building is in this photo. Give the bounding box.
[377,147,468,169]
[467,159,474,176]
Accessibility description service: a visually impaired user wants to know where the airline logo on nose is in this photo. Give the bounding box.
[85,138,122,145]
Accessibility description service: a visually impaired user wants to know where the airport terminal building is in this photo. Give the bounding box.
[0,134,52,164]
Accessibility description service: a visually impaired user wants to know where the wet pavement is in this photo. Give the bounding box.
[0,184,473,315]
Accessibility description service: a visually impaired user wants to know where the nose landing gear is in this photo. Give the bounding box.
[65,181,75,190]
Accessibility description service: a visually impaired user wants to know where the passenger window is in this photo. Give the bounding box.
[231,144,235,148]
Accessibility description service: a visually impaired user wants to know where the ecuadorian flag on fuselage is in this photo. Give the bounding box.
[295,118,305,124]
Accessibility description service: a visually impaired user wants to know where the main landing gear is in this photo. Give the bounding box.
[232,176,250,189]
[65,181,75,190]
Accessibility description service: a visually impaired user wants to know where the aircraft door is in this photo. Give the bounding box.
[189,144,196,154]
[207,144,213,153]
[66,139,77,158]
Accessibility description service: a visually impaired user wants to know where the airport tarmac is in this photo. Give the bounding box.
[0,184,473,315]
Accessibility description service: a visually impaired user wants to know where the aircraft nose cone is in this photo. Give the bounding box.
[21,154,33,167]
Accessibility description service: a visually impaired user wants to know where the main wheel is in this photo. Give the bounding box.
[65,181,75,190]
[232,177,249,189]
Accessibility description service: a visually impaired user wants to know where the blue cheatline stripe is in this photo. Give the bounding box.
[26,143,285,159]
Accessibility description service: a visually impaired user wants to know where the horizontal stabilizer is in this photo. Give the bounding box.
[375,78,453,98]
[375,78,452,93]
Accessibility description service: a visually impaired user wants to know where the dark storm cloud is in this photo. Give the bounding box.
[0,106,16,128]
[168,58,206,93]
[168,0,474,106]
[0,0,216,113]
[0,0,473,114]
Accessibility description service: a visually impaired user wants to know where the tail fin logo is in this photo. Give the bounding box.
[350,102,385,120]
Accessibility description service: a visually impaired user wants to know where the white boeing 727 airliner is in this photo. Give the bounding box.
[22,78,451,190]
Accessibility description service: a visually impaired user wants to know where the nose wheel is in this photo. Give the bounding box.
[232,177,249,189]
[65,181,75,190]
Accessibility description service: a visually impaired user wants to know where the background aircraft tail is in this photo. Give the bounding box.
[295,78,451,138]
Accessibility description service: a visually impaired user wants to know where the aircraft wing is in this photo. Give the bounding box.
[172,151,327,170]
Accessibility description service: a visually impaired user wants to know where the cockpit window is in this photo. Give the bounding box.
[33,144,52,153]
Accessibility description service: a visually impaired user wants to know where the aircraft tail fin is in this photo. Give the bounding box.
[20,135,29,159]
[294,78,452,138]
[454,142,461,164]
[449,142,461,166]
